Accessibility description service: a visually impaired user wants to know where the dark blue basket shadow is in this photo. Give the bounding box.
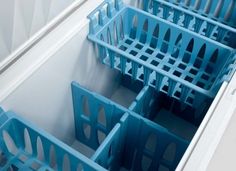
[129,85,212,127]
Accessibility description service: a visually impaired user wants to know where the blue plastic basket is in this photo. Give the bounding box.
[143,0,236,48]
[0,109,106,171]
[87,0,235,106]
[145,0,236,28]
[71,82,189,171]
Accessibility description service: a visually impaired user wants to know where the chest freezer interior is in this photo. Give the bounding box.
[0,0,236,170]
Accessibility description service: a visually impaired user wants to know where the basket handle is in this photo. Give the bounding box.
[87,0,124,34]
[212,50,236,91]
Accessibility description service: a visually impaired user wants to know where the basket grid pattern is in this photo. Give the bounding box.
[89,2,234,106]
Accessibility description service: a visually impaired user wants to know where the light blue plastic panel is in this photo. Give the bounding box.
[87,0,235,106]
[145,0,236,28]
[0,110,106,171]
[143,0,236,48]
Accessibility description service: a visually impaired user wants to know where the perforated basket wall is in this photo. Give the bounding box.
[71,81,126,150]
[145,0,236,28]
[87,0,235,106]
[0,110,106,171]
[143,0,236,48]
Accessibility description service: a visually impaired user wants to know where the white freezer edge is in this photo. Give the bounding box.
[180,73,236,171]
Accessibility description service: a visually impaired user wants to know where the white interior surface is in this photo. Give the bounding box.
[110,85,138,108]
[0,0,86,65]
[207,109,236,171]
[71,140,95,158]
[0,0,235,170]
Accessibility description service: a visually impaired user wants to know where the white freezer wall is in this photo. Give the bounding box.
[0,0,84,66]
[0,0,121,145]
[0,25,122,145]
[177,72,236,171]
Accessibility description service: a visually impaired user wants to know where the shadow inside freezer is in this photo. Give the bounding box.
[97,73,210,141]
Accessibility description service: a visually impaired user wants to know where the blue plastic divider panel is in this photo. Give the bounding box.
[0,110,106,171]
[71,82,189,171]
[87,0,236,107]
[71,81,126,151]
[143,0,236,48]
